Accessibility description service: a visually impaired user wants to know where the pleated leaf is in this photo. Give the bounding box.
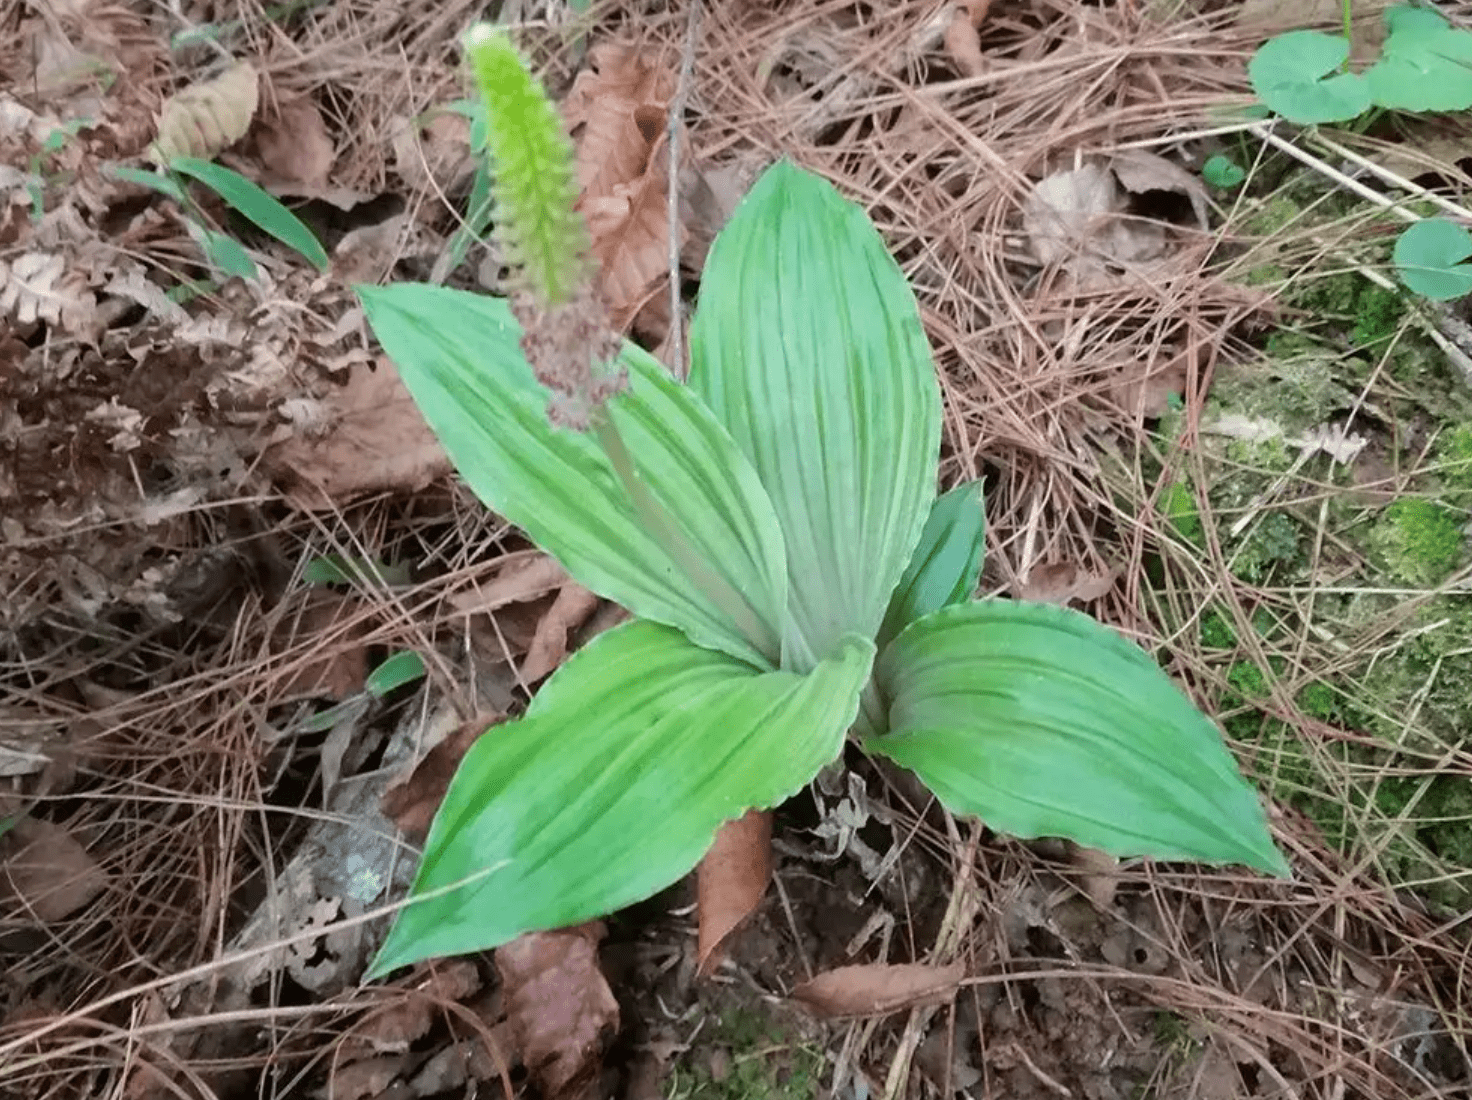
[868,602,1289,875]
[358,283,787,668]
[877,480,986,652]
[369,620,873,976]
[689,161,941,671]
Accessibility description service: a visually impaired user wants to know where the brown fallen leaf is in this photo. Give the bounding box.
[275,592,369,700]
[496,924,619,1100]
[356,960,482,1054]
[450,554,570,617]
[564,44,683,339]
[696,809,772,976]
[0,816,108,922]
[792,961,966,1020]
[1109,348,1191,420]
[1014,561,1118,607]
[944,6,985,77]
[381,719,496,841]
[563,45,674,204]
[1024,151,1207,282]
[522,582,601,682]
[254,95,335,188]
[583,160,677,333]
[322,1055,408,1100]
[269,357,450,509]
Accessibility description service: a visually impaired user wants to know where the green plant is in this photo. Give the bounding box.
[1393,218,1472,301]
[300,649,427,734]
[1249,5,1472,301]
[1201,154,1246,190]
[357,25,1288,978]
[109,156,326,283]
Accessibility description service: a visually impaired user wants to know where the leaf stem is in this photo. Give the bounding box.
[592,410,780,666]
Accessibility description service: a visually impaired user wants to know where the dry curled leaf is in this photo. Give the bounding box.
[496,924,619,1100]
[152,60,259,162]
[0,251,97,333]
[0,817,108,923]
[564,45,683,338]
[522,582,600,682]
[792,961,966,1020]
[696,809,772,976]
[450,554,570,617]
[381,719,494,841]
[269,357,450,509]
[1015,561,1119,607]
[254,96,335,188]
[563,45,674,204]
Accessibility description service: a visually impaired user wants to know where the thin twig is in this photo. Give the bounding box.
[666,0,702,381]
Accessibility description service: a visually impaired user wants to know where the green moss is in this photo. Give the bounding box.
[1369,499,1467,586]
[1437,425,1472,507]
[1161,479,1203,545]
[1296,681,1338,721]
[682,1008,824,1100]
[1227,660,1270,702]
[1199,609,1236,649]
[1231,511,1301,582]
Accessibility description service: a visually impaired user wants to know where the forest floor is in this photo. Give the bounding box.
[1,1,1470,1098]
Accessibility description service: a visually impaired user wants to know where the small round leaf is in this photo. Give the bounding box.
[1201,154,1246,189]
[1248,31,1370,124]
[1394,218,1472,301]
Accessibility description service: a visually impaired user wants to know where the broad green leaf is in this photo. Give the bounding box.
[168,157,329,271]
[1367,5,1472,112]
[877,480,985,652]
[358,283,787,668]
[1248,31,1370,124]
[366,651,426,698]
[689,161,941,671]
[368,621,874,975]
[1394,219,1472,301]
[867,601,1289,875]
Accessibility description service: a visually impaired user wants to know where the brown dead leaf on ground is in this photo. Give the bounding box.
[563,44,684,336]
[276,592,370,700]
[269,357,450,509]
[1015,561,1119,607]
[522,582,601,682]
[564,45,674,203]
[792,961,967,1020]
[496,923,619,1100]
[254,95,335,188]
[1024,151,1208,285]
[696,809,772,976]
[381,719,496,841]
[355,961,482,1054]
[944,1,993,77]
[1110,347,1192,420]
[0,816,108,922]
[450,554,571,617]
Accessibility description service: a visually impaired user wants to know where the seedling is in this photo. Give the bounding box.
[1201,154,1246,190]
[300,649,427,734]
[109,156,326,285]
[357,26,1288,978]
[1248,4,1472,300]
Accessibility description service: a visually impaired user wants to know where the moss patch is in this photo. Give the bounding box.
[1369,499,1467,586]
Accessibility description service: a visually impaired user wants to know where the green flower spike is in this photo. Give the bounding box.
[462,23,589,307]
[461,23,624,429]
